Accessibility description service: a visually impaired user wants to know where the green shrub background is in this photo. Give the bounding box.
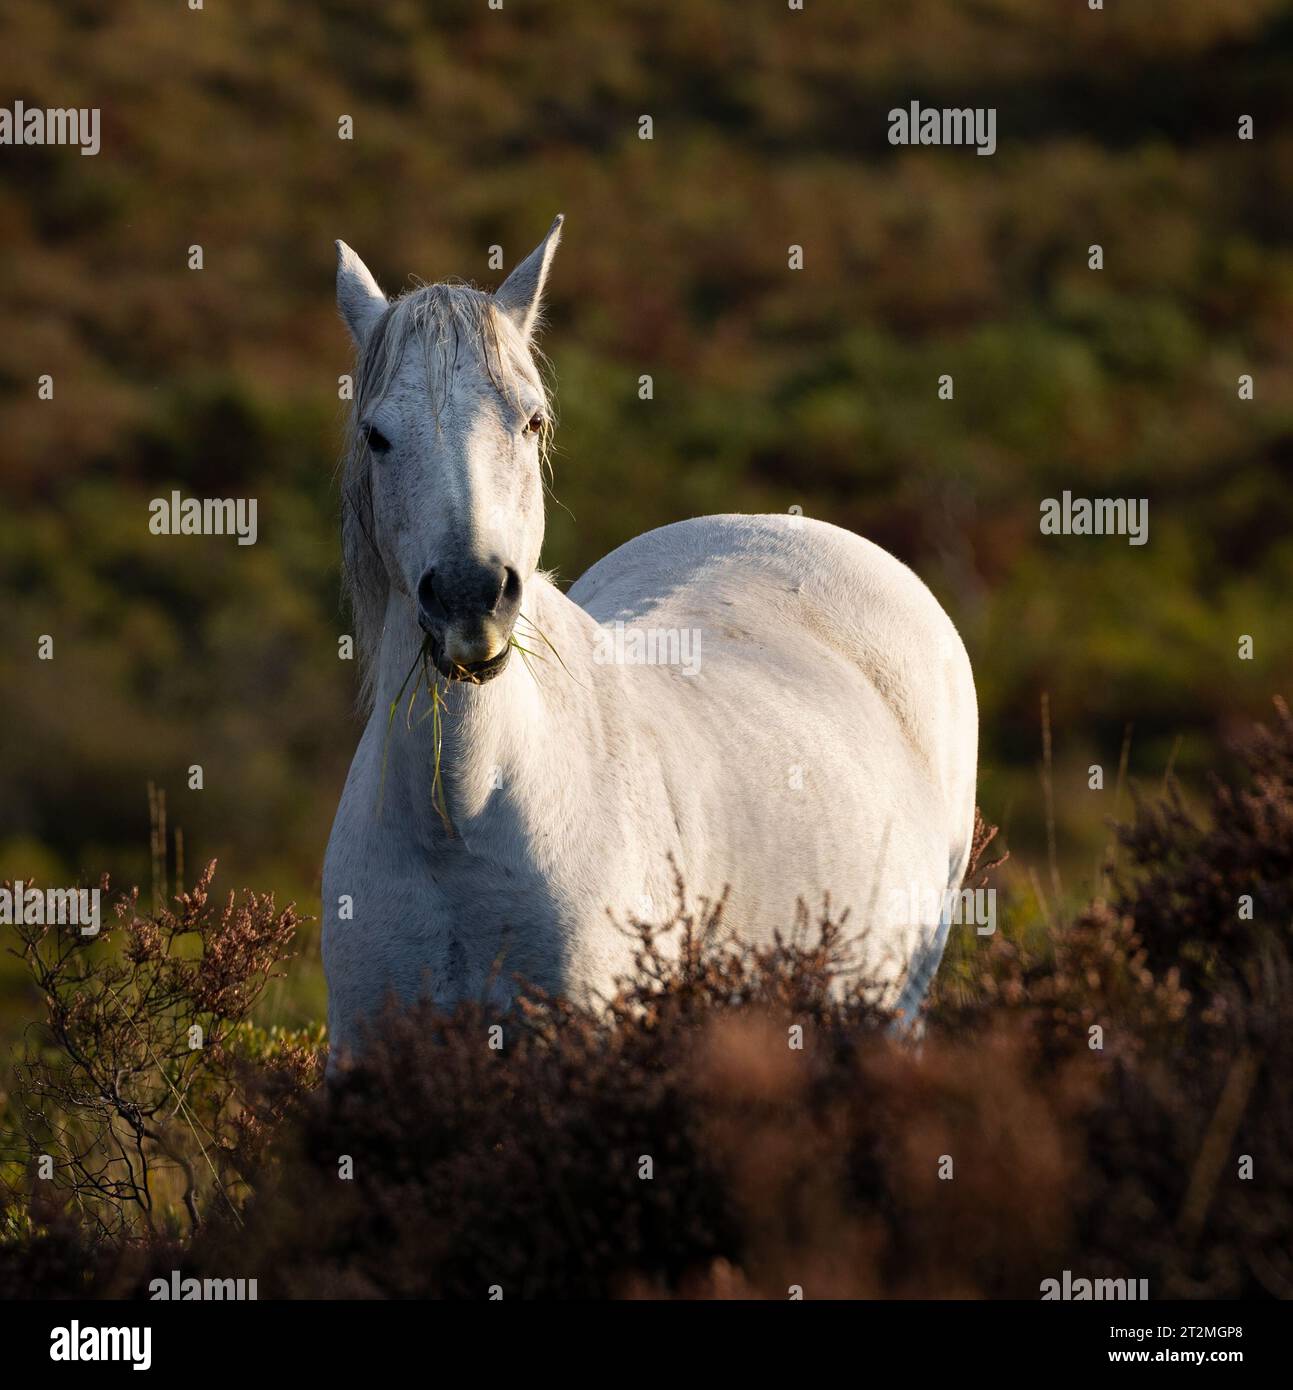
[1,0,1291,1046]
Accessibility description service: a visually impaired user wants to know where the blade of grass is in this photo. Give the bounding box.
[517,611,587,688]
[377,646,425,814]
[428,667,455,838]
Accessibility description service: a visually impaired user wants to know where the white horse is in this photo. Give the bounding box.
[322,216,978,1067]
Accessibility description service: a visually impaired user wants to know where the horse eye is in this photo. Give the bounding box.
[362,423,391,455]
[524,411,544,436]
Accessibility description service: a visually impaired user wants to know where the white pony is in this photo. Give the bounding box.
[322,216,978,1066]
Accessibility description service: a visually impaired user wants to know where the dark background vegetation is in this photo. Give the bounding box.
[1,0,1291,1294]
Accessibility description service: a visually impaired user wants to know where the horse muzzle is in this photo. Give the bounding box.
[417,562,520,683]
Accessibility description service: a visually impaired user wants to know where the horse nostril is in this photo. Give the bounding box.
[417,569,446,622]
[484,565,520,616]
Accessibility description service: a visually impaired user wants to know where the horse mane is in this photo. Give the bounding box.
[339,281,549,714]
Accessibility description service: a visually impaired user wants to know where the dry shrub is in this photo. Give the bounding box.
[5,701,1293,1298]
[938,699,1293,1297]
[175,897,1100,1298]
[0,862,320,1280]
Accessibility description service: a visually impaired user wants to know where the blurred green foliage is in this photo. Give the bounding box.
[1,0,1291,1037]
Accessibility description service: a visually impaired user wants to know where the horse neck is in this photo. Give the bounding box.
[370,575,607,843]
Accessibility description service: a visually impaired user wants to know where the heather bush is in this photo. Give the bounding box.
[935,699,1293,1297]
[0,863,321,1257]
[3,702,1291,1298]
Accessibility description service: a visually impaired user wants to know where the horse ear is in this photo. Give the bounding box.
[336,240,387,346]
[494,215,564,341]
